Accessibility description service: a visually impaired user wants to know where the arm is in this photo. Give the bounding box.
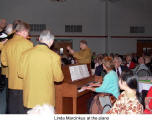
[73,49,91,60]
[1,46,8,66]
[95,76,109,93]
[18,54,26,79]
[52,56,64,82]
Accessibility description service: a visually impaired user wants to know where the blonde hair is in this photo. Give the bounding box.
[102,56,114,71]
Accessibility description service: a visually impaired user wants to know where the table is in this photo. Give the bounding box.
[138,80,152,93]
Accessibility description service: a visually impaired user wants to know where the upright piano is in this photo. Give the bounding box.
[55,64,100,114]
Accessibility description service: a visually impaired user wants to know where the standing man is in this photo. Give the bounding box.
[1,22,33,114]
[18,30,64,113]
[67,40,92,64]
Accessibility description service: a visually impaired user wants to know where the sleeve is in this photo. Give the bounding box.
[95,76,109,92]
[18,54,26,79]
[1,46,8,66]
[125,102,143,114]
[0,42,4,50]
[52,55,64,82]
[73,49,91,60]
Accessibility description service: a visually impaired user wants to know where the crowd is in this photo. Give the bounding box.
[0,18,152,115]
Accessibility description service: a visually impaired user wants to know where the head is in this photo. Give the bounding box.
[13,19,22,30]
[119,70,137,91]
[39,30,54,48]
[27,104,54,115]
[144,56,151,64]
[96,56,103,65]
[119,70,142,104]
[5,24,13,35]
[113,56,122,69]
[15,22,30,38]
[80,40,88,50]
[0,19,7,29]
[138,57,145,64]
[102,56,114,72]
[126,55,132,63]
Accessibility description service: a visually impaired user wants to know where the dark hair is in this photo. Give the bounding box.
[80,40,87,45]
[120,69,143,104]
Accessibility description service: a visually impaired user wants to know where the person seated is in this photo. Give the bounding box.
[82,56,120,99]
[113,56,128,77]
[94,56,106,83]
[144,87,152,114]
[107,70,143,114]
[145,56,152,72]
[126,55,136,69]
[133,57,150,76]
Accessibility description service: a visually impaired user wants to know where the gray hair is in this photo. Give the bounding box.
[39,30,54,42]
[15,22,30,32]
[5,24,13,35]
[114,56,122,63]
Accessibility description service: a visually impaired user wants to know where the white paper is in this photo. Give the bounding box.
[69,64,90,82]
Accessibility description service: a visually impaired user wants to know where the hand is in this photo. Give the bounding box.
[2,39,8,44]
[67,46,71,50]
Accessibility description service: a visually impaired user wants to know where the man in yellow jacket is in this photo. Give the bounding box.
[18,30,64,112]
[1,22,33,114]
[67,40,92,64]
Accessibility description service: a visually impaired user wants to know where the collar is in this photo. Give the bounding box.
[37,41,49,48]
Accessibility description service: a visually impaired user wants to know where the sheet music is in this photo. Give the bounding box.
[69,64,90,82]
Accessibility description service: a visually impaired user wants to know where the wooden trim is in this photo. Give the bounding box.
[30,35,107,38]
[111,36,152,38]
[30,35,152,39]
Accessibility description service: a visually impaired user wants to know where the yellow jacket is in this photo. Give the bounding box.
[73,47,92,64]
[0,42,8,77]
[1,35,33,90]
[18,44,64,108]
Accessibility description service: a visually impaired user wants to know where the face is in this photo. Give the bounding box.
[21,30,29,38]
[80,42,86,50]
[126,56,131,62]
[0,19,7,29]
[114,59,121,68]
[119,78,126,90]
[138,57,144,64]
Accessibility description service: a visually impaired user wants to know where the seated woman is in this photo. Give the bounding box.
[83,56,120,99]
[144,86,152,114]
[94,56,106,83]
[107,70,143,114]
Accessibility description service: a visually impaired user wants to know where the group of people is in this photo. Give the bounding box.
[0,19,64,114]
[0,18,152,114]
[88,52,152,114]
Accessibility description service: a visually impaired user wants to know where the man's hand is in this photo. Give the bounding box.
[67,46,74,55]
[2,39,8,44]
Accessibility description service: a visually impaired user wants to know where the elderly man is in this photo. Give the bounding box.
[18,30,64,113]
[113,56,128,77]
[1,21,33,114]
[67,40,92,64]
[0,19,7,32]
[133,57,149,75]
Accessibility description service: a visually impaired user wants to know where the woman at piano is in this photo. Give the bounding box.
[82,56,120,99]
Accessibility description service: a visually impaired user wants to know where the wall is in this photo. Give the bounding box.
[0,0,152,54]
[108,0,152,54]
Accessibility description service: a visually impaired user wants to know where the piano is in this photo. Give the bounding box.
[55,64,102,114]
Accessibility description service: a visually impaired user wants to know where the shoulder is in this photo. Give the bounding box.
[49,50,60,59]
[121,65,128,70]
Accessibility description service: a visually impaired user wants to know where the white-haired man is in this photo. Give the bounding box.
[18,30,64,113]
[1,21,33,114]
[113,56,128,77]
